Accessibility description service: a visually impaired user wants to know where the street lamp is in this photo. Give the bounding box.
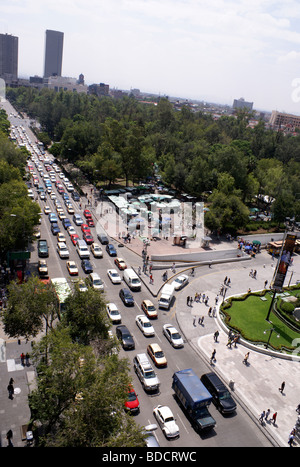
[263,323,280,350]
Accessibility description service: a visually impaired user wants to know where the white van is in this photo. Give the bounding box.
[123,268,141,291]
[76,239,90,259]
[158,283,175,310]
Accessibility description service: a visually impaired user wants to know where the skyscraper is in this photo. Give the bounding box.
[0,33,18,81]
[44,30,64,78]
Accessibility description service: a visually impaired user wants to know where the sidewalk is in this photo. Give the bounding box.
[137,253,300,448]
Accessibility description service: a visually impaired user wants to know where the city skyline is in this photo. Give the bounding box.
[1,0,300,113]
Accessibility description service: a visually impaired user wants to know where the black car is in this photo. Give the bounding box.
[81,259,93,274]
[72,191,80,201]
[106,243,117,256]
[98,234,109,244]
[51,223,60,235]
[119,288,134,306]
[200,372,236,414]
[116,325,135,350]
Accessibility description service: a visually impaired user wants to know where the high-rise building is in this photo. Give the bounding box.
[0,33,18,81]
[233,97,253,111]
[44,30,64,78]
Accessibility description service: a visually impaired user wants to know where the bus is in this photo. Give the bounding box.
[51,277,72,316]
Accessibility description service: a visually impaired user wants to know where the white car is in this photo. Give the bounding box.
[162,324,184,348]
[57,242,69,259]
[107,268,121,284]
[44,205,51,215]
[171,274,189,291]
[91,242,103,258]
[135,315,155,337]
[106,303,122,324]
[67,225,76,236]
[153,405,180,439]
[57,232,66,243]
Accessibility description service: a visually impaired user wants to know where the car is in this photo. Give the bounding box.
[70,234,80,246]
[77,280,88,292]
[73,214,83,226]
[114,257,127,270]
[71,191,80,201]
[153,405,180,439]
[81,224,91,234]
[106,303,122,324]
[88,272,104,291]
[44,205,51,215]
[67,226,76,236]
[40,192,46,200]
[162,324,184,348]
[62,218,72,230]
[116,325,135,350]
[81,259,93,274]
[144,424,160,448]
[147,343,167,367]
[141,299,158,319]
[86,218,95,227]
[58,211,66,221]
[66,260,79,276]
[135,315,155,337]
[107,268,121,284]
[106,243,117,256]
[171,274,189,291]
[98,233,109,244]
[119,288,134,306]
[200,372,237,414]
[51,222,60,235]
[57,242,69,258]
[57,232,66,243]
[91,242,103,258]
[38,259,48,278]
[38,239,48,257]
[83,209,92,219]
[125,386,140,414]
[83,232,94,245]
[49,213,58,223]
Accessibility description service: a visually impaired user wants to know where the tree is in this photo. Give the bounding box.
[2,277,59,340]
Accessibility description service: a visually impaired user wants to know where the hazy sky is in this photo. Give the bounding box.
[2,0,300,113]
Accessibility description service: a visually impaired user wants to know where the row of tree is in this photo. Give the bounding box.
[1,276,146,447]
[6,87,300,232]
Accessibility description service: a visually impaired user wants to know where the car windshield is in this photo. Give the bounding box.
[123,334,132,341]
[144,322,151,327]
[147,305,156,311]
[144,370,155,378]
[219,391,231,400]
[164,416,174,423]
[154,351,164,358]
[111,309,119,315]
[128,392,137,401]
[172,332,181,339]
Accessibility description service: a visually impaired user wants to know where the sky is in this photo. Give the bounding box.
[2,0,300,114]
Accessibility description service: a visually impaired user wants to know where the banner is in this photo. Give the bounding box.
[272,233,296,291]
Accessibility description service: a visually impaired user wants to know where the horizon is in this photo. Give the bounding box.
[2,1,300,115]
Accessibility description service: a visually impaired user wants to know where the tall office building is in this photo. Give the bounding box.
[0,33,18,81]
[44,30,64,78]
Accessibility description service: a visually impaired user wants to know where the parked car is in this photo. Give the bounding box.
[125,386,140,414]
[38,259,48,278]
[81,259,93,274]
[98,233,109,244]
[106,303,122,324]
[66,260,79,276]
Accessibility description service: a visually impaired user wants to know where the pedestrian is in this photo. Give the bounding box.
[214,330,219,342]
[7,383,14,400]
[25,352,30,366]
[208,307,212,316]
[249,269,253,277]
[200,316,204,326]
[138,266,141,275]
[202,293,206,302]
[210,349,216,364]
[288,433,294,447]
[6,429,13,447]
[215,296,219,305]
[190,297,193,306]
[149,274,154,285]
[205,296,209,306]
[279,381,285,394]
[271,412,277,425]
[224,276,227,284]
[259,410,265,424]
[9,377,14,385]
[227,278,231,286]
[243,351,250,365]
[265,408,271,421]
[20,352,25,366]
[226,337,232,348]
[233,334,239,348]
[187,296,190,306]
[212,306,217,317]
[193,317,196,326]
[264,280,268,288]
[253,270,257,279]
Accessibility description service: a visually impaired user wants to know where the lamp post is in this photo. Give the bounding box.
[264,324,280,350]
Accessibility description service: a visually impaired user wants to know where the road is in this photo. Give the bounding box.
[2,99,272,447]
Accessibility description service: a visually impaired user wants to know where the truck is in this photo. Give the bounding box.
[172,368,216,432]
[158,283,174,310]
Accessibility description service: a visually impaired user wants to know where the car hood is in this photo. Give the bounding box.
[164,421,179,435]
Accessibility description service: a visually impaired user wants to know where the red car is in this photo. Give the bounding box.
[70,234,79,246]
[83,209,92,219]
[87,218,95,227]
[125,386,139,414]
[81,224,91,234]
[83,232,94,245]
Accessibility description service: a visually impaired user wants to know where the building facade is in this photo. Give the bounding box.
[0,33,18,83]
[269,110,300,131]
[233,97,253,111]
[44,30,64,78]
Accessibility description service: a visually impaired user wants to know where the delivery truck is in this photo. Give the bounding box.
[172,368,216,432]
[158,283,174,310]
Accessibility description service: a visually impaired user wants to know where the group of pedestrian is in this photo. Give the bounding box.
[208,306,217,317]
[259,409,277,426]
[20,352,30,366]
[249,269,257,279]
[226,330,240,348]
[224,276,231,286]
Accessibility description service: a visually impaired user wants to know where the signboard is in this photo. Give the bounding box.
[272,233,296,291]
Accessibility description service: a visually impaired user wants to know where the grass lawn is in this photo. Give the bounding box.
[223,291,300,352]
